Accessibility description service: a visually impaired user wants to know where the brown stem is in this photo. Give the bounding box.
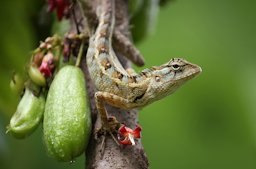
[74,0,149,168]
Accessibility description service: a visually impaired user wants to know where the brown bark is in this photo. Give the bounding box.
[71,0,149,168]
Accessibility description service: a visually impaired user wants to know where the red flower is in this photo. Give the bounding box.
[39,53,54,77]
[39,62,52,77]
[118,125,142,145]
[47,0,71,20]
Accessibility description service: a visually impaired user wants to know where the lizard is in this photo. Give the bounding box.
[86,0,202,143]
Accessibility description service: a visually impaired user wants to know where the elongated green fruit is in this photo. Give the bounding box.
[7,88,45,138]
[43,65,91,162]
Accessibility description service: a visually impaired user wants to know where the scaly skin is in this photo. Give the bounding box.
[86,0,202,133]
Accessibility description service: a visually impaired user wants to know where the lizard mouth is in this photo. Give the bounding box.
[173,66,202,82]
[184,66,202,79]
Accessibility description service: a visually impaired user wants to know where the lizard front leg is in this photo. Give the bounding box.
[95,91,134,114]
[95,91,135,138]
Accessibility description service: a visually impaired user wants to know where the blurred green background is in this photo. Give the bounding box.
[1,0,256,169]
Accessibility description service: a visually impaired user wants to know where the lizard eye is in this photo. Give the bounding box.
[171,64,180,71]
[155,76,161,82]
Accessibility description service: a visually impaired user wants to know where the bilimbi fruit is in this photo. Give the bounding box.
[43,65,91,161]
[7,88,45,138]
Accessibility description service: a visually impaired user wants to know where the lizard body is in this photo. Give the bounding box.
[86,0,201,131]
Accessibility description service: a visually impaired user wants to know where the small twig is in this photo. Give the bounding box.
[75,38,84,67]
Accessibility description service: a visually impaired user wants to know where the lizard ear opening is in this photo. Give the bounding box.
[155,76,161,82]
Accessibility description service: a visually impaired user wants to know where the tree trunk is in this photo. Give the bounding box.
[71,0,149,168]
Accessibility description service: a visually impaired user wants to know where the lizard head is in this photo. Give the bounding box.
[138,58,202,105]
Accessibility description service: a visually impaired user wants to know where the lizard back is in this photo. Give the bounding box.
[86,0,149,101]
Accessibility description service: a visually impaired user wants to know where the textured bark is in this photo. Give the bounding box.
[71,0,149,168]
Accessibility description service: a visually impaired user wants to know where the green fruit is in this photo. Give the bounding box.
[10,73,25,95]
[43,65,91,162]
[28,66,46,86]
[7,88,45,138]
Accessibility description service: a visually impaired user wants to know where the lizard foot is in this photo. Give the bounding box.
[95,116,121,156]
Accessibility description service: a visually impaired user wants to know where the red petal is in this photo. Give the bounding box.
[56,6,65,20]
[119,136,132,145]
[118,125,128,135]
[47,0,70,20]
[47,0,56,12]
[132,125,142,138]
[39,62,52,77]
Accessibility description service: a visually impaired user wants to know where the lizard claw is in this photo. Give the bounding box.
[95,116,120,137]
[95,116,121,157]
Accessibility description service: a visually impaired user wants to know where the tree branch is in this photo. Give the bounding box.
[72,0,149,168]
